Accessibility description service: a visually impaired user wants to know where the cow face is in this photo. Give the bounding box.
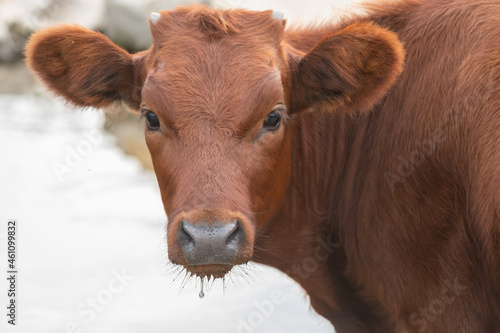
[26,6,403,279]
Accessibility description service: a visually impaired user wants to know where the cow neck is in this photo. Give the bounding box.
[253,110,368,311]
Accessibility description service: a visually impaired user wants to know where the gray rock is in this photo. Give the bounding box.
[0,22,32,63]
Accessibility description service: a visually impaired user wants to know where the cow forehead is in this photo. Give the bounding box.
[142,40,284,135]
[141,6,286,135]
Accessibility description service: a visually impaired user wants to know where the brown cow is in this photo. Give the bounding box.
[25,0,500,331]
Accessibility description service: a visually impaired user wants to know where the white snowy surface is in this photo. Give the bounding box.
[0,94,334,333]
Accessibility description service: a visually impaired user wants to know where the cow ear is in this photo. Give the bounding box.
[25,25,146,110]
[288,22,404,114]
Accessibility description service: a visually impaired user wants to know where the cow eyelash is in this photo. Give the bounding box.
[263,105,288,131]
[140,107,161,131]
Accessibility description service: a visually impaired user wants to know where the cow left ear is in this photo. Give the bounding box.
[25,25,147,110]
[288,22,404,114]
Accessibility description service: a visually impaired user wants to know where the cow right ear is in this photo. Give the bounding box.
[287,22,404,114]
[25,25,147,110]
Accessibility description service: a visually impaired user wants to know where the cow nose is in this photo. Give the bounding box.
[177,220,245,265]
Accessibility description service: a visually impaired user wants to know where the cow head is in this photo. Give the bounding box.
[26,6,403,279]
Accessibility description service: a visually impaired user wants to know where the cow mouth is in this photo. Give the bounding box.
[184,264,235,279]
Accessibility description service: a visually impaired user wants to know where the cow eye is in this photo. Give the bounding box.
[144,111,160,130]
[263,111,281,130]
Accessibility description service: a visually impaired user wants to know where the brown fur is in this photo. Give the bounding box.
[25,1,500,332]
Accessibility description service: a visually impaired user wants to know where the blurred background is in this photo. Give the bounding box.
[0,0,359,332]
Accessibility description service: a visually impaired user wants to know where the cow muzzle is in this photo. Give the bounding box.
[168,210,254,278]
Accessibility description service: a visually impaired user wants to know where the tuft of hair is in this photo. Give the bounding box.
[194,10,240,40]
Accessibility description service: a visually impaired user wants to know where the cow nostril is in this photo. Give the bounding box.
[226,220,244,246]
[178,220,195,251]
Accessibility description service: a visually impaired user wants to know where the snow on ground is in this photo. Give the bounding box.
[0,93,334,333]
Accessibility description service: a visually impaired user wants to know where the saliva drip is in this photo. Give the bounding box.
[199,278,205,299]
